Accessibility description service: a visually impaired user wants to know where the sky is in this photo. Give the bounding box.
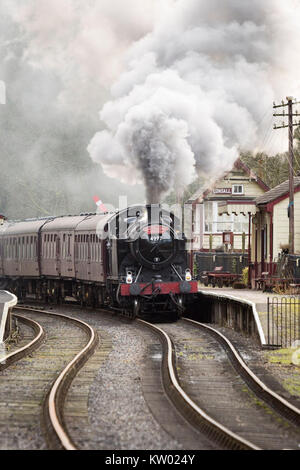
[0,0,300,214]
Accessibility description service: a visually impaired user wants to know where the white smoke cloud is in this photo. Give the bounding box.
[0,0,168,216]
[1,0,165,115]
[0,80,5,104]
[88,0,300,202]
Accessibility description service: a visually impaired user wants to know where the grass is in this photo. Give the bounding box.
[266,348,298,365]
[264,347,300,398]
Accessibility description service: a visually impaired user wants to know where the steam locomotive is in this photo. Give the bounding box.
[0,205,198,320]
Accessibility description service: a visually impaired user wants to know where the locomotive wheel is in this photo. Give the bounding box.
[122,309,134,320]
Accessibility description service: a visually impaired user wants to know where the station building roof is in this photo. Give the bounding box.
[256,176,300,206]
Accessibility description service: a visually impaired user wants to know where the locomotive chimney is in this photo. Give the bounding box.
[146,185,160,205]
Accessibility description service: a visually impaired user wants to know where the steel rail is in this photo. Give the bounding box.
[0,314,45,371]
[14,306,99,450]
[183,318,300,428]
[138,318,260,450]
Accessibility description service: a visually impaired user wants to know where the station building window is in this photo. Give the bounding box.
[232,184,244,195]
[204,201,248,234]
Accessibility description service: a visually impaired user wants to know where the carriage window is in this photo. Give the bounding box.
[75,236,78,259]
[91,235,94,261]
[51,235,54,258]
[43,235,46,258]
[93,235,96,261]
[86,235,90,260]
[67,235,71,258]
[62,234,66,259]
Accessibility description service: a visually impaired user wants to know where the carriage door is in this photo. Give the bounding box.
[87,234,92,281]
[61,232,75,278]
[56,234,61,276]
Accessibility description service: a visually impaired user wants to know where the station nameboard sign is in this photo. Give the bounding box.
[213,188,232,194]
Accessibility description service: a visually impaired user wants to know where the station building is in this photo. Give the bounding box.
[187,159,269,253]
[250,176,300,285]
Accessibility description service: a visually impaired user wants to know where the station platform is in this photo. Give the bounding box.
[198,286,280,345]
[0,291,18,344]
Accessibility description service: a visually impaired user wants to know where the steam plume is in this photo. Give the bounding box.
[88,0,300,203]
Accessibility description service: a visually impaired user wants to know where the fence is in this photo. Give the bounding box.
[267,297,300,348]
[195,252,248,278]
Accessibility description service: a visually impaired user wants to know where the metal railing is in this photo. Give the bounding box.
[267,297,300,348]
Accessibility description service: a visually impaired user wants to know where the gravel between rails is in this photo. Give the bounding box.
[0,311,88,450]
[47,306,215,450]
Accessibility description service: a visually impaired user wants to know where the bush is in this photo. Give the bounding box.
[242,267,249,286]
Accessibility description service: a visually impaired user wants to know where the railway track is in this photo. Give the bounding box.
[1,303,300,450]
[0,314,45,372]
[184,318,300,428]
[139,317,300,450]
[0,306,98,450]
[54,305,213,450]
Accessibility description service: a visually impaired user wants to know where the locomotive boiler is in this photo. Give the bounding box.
[0,205,197,320]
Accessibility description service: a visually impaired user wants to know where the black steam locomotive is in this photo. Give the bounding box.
[0,205,197,320]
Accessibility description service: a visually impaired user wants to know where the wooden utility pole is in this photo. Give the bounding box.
[273,97,300,255]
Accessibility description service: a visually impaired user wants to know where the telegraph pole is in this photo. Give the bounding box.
[273,97,300,255]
